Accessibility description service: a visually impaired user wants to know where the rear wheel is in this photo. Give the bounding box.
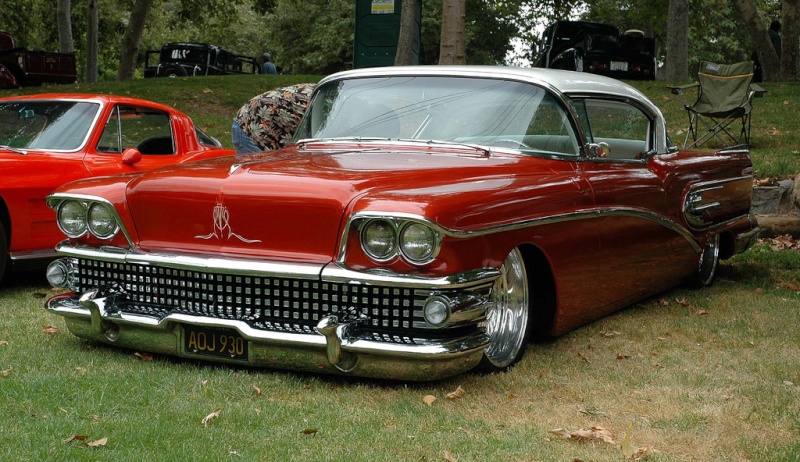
[161,65,187,78]
[477,248,531,372]
[689,234,720,288]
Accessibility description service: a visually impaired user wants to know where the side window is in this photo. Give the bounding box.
[578,99,651,160]
[96,105,175,155]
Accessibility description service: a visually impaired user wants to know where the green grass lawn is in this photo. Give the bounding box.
[1,70,799,461]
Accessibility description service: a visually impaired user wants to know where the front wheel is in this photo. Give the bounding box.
[689,234,720,288]
[476,248,531,372]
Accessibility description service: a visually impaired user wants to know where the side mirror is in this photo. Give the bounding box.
[586,142,611,158]
[121,147,142,165]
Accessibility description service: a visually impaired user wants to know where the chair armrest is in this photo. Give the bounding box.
[666,82,699,95]
[750,83,767,97]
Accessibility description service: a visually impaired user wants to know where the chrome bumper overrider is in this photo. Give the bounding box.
[46,289,491,381]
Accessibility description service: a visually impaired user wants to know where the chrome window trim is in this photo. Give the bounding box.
[340,207,703,261]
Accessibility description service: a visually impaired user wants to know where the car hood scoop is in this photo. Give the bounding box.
[124,147,518,263]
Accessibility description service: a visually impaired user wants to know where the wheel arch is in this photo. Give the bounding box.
[0,195,10,246]
[517,243,557,337]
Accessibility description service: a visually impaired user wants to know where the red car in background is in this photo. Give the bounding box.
[0,93,234,283]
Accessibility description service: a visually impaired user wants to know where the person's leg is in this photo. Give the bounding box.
[231,120,262,155]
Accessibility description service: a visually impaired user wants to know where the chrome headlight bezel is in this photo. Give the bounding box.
[360,219,398,262]
[358,216,442,266]
[399,221,439,264]
[87,202,119,239]
[56,200,89,238]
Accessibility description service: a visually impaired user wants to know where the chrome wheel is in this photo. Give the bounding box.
[690,234,720,288]
[480,248,530,370]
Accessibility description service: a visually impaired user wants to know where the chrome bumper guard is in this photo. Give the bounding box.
[46,288,490,381]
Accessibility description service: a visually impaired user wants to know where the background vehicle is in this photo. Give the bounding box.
[45,67,756,381]
[0,31,77,88]
[536,21,657,80]
[0,93,234,283]
[143,43,257,78]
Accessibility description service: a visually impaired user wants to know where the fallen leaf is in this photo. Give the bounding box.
[548,426,616,445]
[253,385,262,397]
[134,352,153,361]
[616,353,631,360]
[696,310,709,316]
[657,298,669,306]
[203,88,213,94]
[621,422,635,458]
[43,325,61,334]
[32,292,48,298]
[62,434,88,444]
[422,395,437,406]
[201,407,222,426]
[578,406,607,416]
[253,408,261,415]
[675,297,690,307]
[754,288,764,295]
[0,366,12,377]
[577,352,590,363]
[0,340,8,346]
[768,127,781,136]
[446,386,466,400]
[444,450,457,462]
[86,437,108,448]
[300,428,318,435]
[600,331,621,338]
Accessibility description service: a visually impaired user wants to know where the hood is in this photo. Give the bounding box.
[125,143,532,263]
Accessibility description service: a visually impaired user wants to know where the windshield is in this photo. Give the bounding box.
[0,101,100,151]
[294,76,580,156]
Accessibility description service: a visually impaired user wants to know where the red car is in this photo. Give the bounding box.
[0,93,234,282]
[45,67,758,380]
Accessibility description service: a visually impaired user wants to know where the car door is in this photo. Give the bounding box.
[573,98,696,316]
[83,104,181,176]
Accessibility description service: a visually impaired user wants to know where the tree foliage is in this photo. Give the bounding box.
[0,0,794,82]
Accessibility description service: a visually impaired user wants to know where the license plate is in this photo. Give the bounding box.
[611,61,629,71]
[183,326,248,361]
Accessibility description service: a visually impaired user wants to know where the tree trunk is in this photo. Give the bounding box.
[395,0,419,66]
[732,0,781,81]
[782,0,799,80]
[86,0,99,83]
[439,0,465,65]
[664,0,689,81]
[57,0,74,53]
[117,0,155,80]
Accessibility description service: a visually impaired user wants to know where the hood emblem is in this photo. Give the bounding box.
[196,202,260,243]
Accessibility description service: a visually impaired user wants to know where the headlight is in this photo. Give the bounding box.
[361,219,397,261]
[56,200,88,238]
[399,222,438,264]
[87,203,118,239]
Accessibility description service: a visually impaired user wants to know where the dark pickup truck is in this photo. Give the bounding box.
[536,21,657,80]
[0,31,77,88]
[144,42,258,78]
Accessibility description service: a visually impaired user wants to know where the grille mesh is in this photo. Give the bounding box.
[77,258,427,335]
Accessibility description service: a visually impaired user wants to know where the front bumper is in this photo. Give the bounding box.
[46,288,491,381]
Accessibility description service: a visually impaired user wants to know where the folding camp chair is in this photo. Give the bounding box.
[668,61,766,148]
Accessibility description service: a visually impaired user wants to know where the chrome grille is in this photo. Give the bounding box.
[76,258,426,333]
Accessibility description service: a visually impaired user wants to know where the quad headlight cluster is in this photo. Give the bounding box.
[55,199,120,240]
[359,218,441,265]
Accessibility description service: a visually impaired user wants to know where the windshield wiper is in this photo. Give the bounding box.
[394,138,491,157]
[0,145,27,155]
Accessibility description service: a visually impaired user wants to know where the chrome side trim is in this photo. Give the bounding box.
[321,262,499,289]
[9,249,59,261]
[54,243,323,279]
[340,207,702,259]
